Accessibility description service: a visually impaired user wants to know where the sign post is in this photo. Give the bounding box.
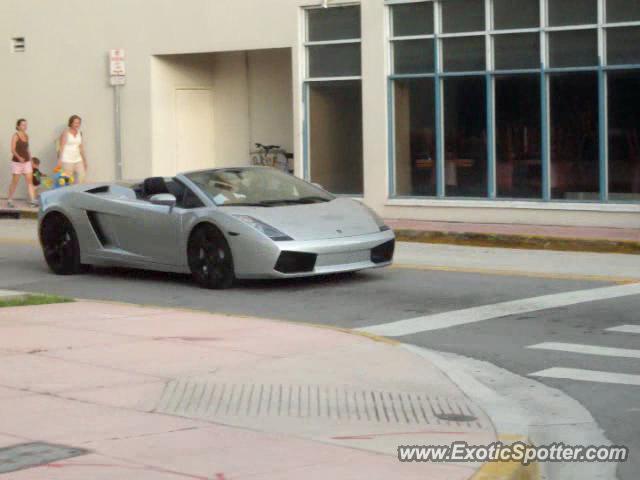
[109,49,126,180]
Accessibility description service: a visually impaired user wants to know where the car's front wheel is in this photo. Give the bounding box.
[40,212,83,275]
[187,223,235,289]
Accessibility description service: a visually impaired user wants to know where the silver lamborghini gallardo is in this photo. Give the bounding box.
[38,167,395,289]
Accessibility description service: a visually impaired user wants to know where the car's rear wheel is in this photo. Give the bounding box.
[40,212,82,275]
[187,224,235,289]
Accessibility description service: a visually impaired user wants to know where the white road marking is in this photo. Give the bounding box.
[528,342,640,359]
[530,368,640,386]
[606,324,640,335]
[356,283,640,337]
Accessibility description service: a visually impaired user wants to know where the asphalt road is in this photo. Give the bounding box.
[1,219,639,479]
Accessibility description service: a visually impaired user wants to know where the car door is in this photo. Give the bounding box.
[104,198,181,266]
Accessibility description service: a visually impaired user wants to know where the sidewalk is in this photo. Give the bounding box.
[3,198,639,254]
[388,219,640,254]
[0,299,521,480]
[0,200,37,220]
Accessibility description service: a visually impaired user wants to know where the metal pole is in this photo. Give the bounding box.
[114,84,123,180]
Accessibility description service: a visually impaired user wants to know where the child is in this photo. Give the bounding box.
[31,157,45,188]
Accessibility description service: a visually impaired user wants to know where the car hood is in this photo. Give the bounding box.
[222,198,380,241]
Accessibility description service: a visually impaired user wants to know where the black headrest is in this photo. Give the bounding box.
[143,177,169,197]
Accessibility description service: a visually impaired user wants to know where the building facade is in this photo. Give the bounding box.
[2,0,639,227]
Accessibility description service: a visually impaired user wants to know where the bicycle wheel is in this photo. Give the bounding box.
[265,153,276,167]
[273,152,289,172]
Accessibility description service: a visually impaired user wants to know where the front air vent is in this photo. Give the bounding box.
[275,251,317,274]
[371,240,395,264]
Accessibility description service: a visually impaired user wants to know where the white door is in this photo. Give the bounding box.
[175,89,215,173]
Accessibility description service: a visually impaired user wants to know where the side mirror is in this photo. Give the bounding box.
[150,193,177,212]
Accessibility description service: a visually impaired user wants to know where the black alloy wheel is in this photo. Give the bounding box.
[40,213,82,275]
[187,224,235,289]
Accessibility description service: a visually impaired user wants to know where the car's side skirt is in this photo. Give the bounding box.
[82,255,190,274]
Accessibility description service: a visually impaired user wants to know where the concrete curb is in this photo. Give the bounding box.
[0,208,37,220]
[0,290,30,302]
[396,228,640,255]
[403,345,542,480]
[470,443,540,480]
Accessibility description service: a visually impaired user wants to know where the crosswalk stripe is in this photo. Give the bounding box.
[530,368,640,386]
[528,342,640,359]
[606,325,640,335]
[356,283,640,337]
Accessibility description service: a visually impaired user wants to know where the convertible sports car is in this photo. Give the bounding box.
[38,167,395,289]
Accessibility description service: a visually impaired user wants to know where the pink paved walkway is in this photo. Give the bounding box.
[387,219,640,242]
[0,301,495,479]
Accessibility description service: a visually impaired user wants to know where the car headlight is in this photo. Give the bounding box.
[234,215,293,241]
[360,203,390,232]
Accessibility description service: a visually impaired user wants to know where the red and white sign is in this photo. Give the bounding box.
[109,49,126,77]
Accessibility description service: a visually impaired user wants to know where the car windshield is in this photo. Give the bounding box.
[185,168,335,207]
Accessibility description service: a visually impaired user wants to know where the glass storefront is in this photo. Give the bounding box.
[388,0,640,202]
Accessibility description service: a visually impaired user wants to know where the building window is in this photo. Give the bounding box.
[307,6,360,41]
[308,81,363,195]
[444,76,487,197]
[494,33,540,70]
[494,0,539,29]
[392,1,434,36]
[442,37,485,72]
[394,78,436,196]
[308,44,361,78]
[548,30,598,68]
[606,0,640,23]
[548,0,597,26]
[495,75,542,198]
[387,0,640,203]
[394,39,435,74]
[441,0,485,33]
[608,71,640,200]
[550,73,599,200]
[606,27,640,65]
[304,5,362,195]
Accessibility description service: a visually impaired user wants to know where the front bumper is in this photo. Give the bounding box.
[235,229,396,279]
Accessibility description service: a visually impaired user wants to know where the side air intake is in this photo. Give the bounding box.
[86,211,112,246]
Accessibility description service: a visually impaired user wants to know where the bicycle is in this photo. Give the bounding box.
[251,143,293,173]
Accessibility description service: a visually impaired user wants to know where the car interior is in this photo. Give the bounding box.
[132,177,205,209]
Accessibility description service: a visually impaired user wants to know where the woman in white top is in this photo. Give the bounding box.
[57,115,88,183]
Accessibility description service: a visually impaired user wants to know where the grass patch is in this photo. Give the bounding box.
[0,294,74,308]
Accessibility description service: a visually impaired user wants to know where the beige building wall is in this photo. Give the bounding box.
[0,0,303,196]
[1,0,638,227]
[151,48,293,176]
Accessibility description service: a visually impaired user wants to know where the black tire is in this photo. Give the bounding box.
[40,212,82,275]
[187,224,235,289]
